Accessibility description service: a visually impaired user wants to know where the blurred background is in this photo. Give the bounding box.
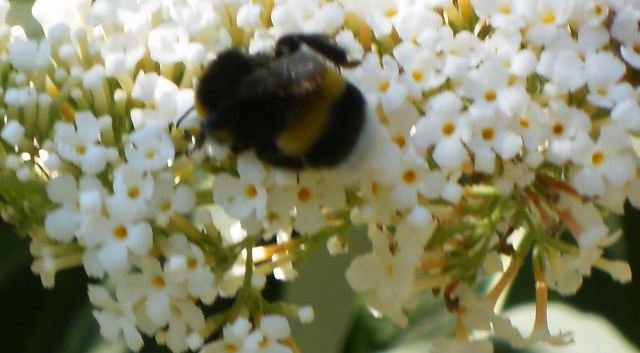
[2,1,640,352]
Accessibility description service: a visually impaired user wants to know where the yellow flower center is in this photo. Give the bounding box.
[386,263,395,277]
[153,275,166,288]
[519,118,530,129]
[403,170,417,184]
[223,343,239,352]
[591,151,605,165]
[482,128,495,141]
[145,150,156,160]
[112,225,128,240]
[379,81,390,92]
[541,12,556,24]
[593,4,604,15]
[297,187,311,203]
[442,122,456,136]
[385,8,397,17]
[187,257,198,269]
[484,90,497,102]
[411,70,423,82]
[552,123,564,136]
[75,144,87,155]
[127,186,140,199]
[245,185,258,199]
[371,181,380,195]
[499,5,511,14]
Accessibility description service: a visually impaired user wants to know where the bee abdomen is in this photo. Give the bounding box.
[304,82,366,167]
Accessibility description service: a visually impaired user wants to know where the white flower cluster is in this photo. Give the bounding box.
[0,0,638,351]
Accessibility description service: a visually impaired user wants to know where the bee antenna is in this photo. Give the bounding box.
[176,106,195,128]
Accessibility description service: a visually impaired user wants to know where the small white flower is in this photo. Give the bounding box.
[611,99,640,133]
[213,153,268,221]
[536,48,585,96]
[270,173,344,234]
[350,53,408,112]
[585,51,626,108]
[31,0,90,33]
[45,174,105,243]
[112,164,154,217]
[125,124,175,171]
[526,0,573,45]
[80,197,153,276]
[570,127,636,197]
[1,120,25,146]
[471,0,529,29]
[199,316,253,353]
[148,24,189,64]
[393,42,445,96]
[8,37,51,72]
[89,285,143,351]
[130,71,194,127]
[101,32,145,77]
[149,172,196,226]
[413,92,471,172]
[467,108,523,174]
[237,3,263,30]
[54,111,108,175]
[346,226,423,327]
[162,233,217,304]
[544,101,591,165]
[168,1,220,36]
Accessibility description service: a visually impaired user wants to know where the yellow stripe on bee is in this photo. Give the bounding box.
[276,69,346,157]
[195,100,209,119]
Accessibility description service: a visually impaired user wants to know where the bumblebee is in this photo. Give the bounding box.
[183,33,366,170]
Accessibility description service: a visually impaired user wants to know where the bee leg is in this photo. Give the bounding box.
[257,143,304,170]
[275,33,361,68]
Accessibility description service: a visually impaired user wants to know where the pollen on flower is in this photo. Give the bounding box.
[187,257,197,269]
[245,185,258,198]
[394,135,406,148]
[153,275,166,288]
[379,81,390,92]
[595,86,607,96]
[593,4,604,15]
[403,170,416,184]
[519,117,530,129]
[146,150,156,160]
[442,122,456,136]
[411,70,423,82]
[127,186,140,198]
[482,128,495,141]
[161,201,171,212]
[371,181,380,195]
[386,263,394,277]
[591,151,605,165]
[541,12,556,24]
[75,144,87,155]
[384,8,397,18]
[224,343,239,352]
[499,5,511,14]
[484,90,497,102]
[112,225,128,240]
[297,187,312,203]
[552,123,564,136]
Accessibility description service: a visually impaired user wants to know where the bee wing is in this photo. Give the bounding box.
[238,53,326,97]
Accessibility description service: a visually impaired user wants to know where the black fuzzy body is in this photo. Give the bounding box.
[194,34,366,170]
